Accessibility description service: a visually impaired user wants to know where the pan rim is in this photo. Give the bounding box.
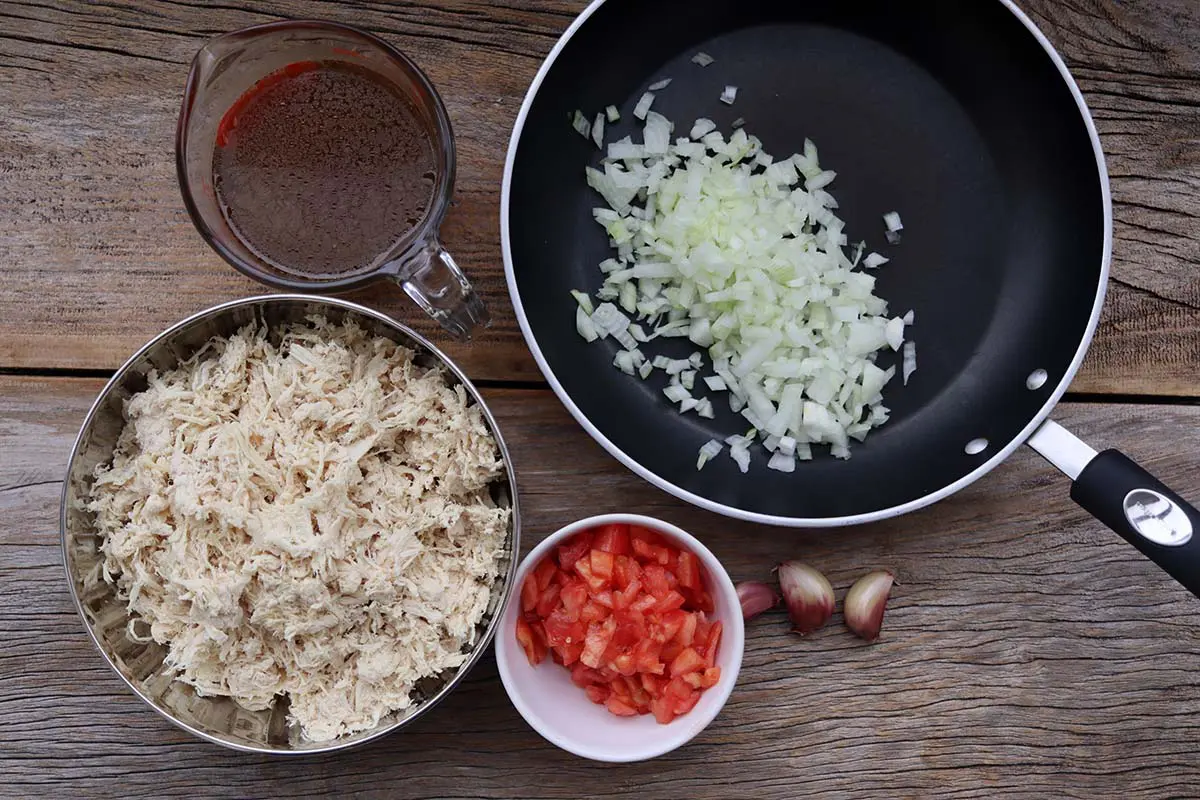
[501,0,1112,528]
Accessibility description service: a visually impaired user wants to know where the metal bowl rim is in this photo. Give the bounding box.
[58,293,522,755]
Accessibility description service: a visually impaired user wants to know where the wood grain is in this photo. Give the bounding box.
[3,375,1199,799]
[0,0,1199,394]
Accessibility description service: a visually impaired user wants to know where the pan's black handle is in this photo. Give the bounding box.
[1071,449,1200,598]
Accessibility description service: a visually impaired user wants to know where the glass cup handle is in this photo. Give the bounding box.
[392,241,490,340]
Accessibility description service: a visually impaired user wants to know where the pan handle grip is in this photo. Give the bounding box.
[1029,421,1200,598]
[1070,450,1200,597]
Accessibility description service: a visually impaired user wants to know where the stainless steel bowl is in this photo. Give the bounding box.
[60,295,520,754]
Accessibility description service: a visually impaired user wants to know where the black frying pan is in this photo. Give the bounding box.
[501,0,1200,596]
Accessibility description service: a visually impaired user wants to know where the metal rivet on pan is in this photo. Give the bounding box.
[965,438,988,455]
[1026,369,1048,390]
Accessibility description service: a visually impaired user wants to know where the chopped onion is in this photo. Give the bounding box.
[691,52,714,67]
[903,309,915,325]
[696,439,723,469]
[884,211,903,245]
[690,118,717,139]
[767,451,796,473]
[902,341,917,385]
[572,110,591,139]
[576,113,909,470]
[719,85,738,105]
[576,306,598,342]
[731,117,745,128]
[863,252,889,269]
[648,78,672,91]
[642,111,671,154]
[606,105,620,122]
[570,289,594,315]
[634,92,656,120]
[614,350,636,375]
[805,170,837,191]
[730,444,751,473]
[592,112,605,149]
[885,317,905,351]
[664,383,692,404]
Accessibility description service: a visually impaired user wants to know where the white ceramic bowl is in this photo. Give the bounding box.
[496,514,744,762]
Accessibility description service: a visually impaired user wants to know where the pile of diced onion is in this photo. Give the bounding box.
[571,98,914,473]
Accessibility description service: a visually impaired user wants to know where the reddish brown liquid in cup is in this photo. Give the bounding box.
[212,61,437,278]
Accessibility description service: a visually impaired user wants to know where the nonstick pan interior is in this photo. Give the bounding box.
[505,0,1107,522]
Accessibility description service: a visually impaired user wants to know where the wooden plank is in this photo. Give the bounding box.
[0,1,1199,393]
[3,375,1199,798]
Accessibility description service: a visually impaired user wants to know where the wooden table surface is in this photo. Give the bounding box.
[3,1,1200,798]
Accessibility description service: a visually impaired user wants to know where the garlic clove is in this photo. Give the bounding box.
[736,581,780,620]
[776,561,834,635]
[843,570,895,642]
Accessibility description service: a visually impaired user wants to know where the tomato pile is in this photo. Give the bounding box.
[515,523,722,724]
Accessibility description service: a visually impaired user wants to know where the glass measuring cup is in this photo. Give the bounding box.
[176,20,489,340]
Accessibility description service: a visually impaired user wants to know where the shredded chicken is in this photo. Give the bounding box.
[87,316,510,742]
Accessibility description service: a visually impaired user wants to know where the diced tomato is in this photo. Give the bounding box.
[557,531,594,571]
[511,618,540,666]
[593,524,631,555]
[520,574,539,613]
[614,578,642,611]
[533,558,557,591]
[655,590,687,614]
[612,652,637,676]
[611,618,645,650]
[607,695,639,717]
[580,600,609,624]
[656,609,686,643]
[642,564,671,597]
[702,621,722,668]
[694,618,712,647]
[640,672,666,695]
[632,537,670,566]
[609,672,633,701]
[574,557,607,592]
[543,607,584,649]
[580,617,616,668]
[535,582,562,618]
[590,549,615,581]
[560,580,588,619]
[665,676,693,702]
[650,694,675,725]
[571,663,604,687]
[673,689,700,716]
[556,639,584,667]
[633,638,664,674]
[677,610,698,647]
[518,525,720,724]
[631,593,659,614]
[529,619,549,651]
[669,646,706,676]
[613,554,641,589]
[676,551,700,591]
[630,525,665,548]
